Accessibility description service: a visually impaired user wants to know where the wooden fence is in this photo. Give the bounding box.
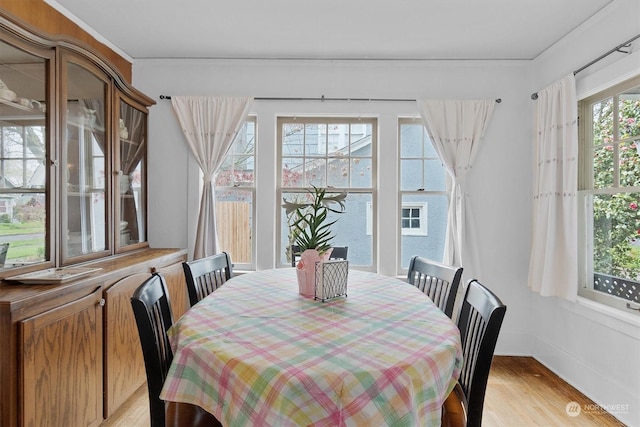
[215,201,251,263]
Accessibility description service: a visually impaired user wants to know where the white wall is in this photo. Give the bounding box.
[530,1,640,425]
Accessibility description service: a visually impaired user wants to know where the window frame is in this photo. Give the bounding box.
[213,116,257,271]
[276,116,377,270]
[578,73,640,313]
[397,117,448,275]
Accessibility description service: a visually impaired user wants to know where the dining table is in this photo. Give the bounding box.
[160,267,463,427]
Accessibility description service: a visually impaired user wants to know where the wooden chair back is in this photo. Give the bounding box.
[131,273,223,427]
[130,273,174,427]
[291,245,349,267]
[182,252,233,307]
[407,256,463,318]
[456,279,507,427]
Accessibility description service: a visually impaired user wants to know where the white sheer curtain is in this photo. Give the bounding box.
[527,74,578,301]
[417,99,495,274]
[171,96,253,259]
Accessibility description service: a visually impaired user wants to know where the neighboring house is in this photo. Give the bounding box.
[0,196,14,220]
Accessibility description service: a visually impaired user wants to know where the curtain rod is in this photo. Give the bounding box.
[159,95,502,103]
[531,33,640,100]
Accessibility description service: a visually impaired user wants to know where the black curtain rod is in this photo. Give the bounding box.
[531,33,640,100]
[159,94,502,103]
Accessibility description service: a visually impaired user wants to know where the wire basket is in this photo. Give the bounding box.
[314,260,349,302]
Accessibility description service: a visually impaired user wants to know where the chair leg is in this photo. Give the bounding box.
[166,401,223,427]
[441,382,468,427]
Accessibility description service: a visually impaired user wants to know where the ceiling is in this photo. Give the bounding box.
[47,0,613,61]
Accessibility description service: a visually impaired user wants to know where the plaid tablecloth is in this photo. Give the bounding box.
[160,268,462,427]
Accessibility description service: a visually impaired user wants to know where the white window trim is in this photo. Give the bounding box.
[578,74,640,316]
[401,202,428,236]
[276,116,377,270]
[367,201,428,236]
[212,116,257,271]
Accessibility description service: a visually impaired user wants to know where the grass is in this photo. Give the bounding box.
[1,222,45,262]
[0,221,45,235]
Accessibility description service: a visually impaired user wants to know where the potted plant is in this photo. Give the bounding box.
[283,186,346,296]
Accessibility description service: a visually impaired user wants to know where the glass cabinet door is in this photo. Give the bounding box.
[62,57,110,261]
[116,96,146,250]
[0,38,51,270]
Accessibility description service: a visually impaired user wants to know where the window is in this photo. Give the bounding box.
[0,120,46,265]
[214,117,256,269]
[401,203,428,235]
[366,201,428,236]
[398,118,448,272]
[277,117,376,268]
[579,74,640,311]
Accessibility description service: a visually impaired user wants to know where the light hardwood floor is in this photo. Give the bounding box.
[103,356,627,426]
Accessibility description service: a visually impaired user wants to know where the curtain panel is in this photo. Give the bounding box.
[171,96,253,259]
[417,99,495,275]
[527,74,578,301]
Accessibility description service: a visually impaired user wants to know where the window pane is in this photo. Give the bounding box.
[215,119,255,267]
[0,40,48,269]
[592,98,613,145]
[401,125,423,158]
[620,140,640,187]
[593,144,614,189]
[350,123,372,157]
[64,61,108,257]
[0,193,46,266]
[327,158,349,188]
[591,193,640,284]
[279,118,375,268]
[351,158,371,188]
[281,191,373,267]
[619,92,640,140]
[216,189,252,264]
[327,124,346,156]
[282,157,304,187]
[581,76,640,309]
[282,124,305,155]
[423,158,446,191]
[305,158,327,188]
[401,159,422,191]
[400,122,445,191]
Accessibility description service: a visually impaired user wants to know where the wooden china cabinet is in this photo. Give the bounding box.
[0,11,189,427]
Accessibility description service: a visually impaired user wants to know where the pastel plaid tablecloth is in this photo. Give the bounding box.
[160,268,462,427]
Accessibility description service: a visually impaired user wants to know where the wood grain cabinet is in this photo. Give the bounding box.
[21,286,104,427]
[0,11,190,427]
[0,248,188,427]
[102,263,189,419]
[103,273,150,419]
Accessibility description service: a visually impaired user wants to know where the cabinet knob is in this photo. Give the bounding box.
[99,298,106,307]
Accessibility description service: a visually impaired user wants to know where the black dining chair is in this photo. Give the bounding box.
[441,279,507,427]
[291,245,349,267]
[130,273,222,427]
[182,252,233,307]
[407,256,463,318]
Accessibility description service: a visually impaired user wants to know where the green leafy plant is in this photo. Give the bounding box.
[284,186,346,255]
